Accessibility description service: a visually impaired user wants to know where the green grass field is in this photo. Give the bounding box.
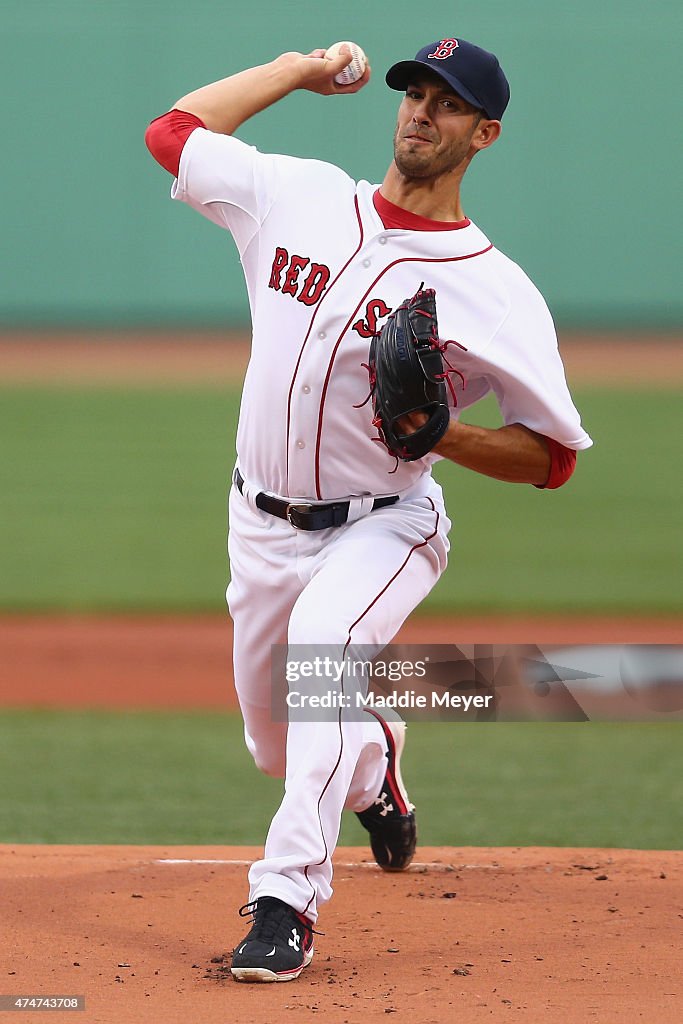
[0,710,680,849]
[2,382,680,852]
[1,385,680,613]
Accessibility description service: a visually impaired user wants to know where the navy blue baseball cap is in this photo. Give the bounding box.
[386,37,510,120]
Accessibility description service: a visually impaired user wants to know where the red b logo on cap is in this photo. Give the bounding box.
[428,39,459,60]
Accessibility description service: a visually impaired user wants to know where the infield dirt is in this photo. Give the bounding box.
[1,613,681,710]
[1,844,680,1024]
[0,331,681,387]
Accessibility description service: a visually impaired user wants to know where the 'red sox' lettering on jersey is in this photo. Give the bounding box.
[352,298,393,338]
[268,246,331,306]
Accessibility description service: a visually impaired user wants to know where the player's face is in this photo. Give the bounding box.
[393,77,483,180]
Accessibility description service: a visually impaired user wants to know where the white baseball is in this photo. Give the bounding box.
[325,41,367,85]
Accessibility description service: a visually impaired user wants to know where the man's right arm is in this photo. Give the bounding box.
[145,48,371,245]
[172,48,370,136]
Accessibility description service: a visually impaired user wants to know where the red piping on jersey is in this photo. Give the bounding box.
[285,195,365,493]
[144,109,206,176]
[373,189,471,231]
[314,245,493,498]
[301,497,440,917]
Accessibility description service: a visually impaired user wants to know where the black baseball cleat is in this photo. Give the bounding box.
[356,714,417,871]
[230,896,315,982]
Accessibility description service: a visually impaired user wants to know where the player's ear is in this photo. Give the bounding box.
[472,118,502,153]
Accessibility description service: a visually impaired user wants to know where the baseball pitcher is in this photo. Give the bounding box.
[146,36,592,982]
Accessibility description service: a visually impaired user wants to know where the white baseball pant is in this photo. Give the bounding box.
[226,473,450,921]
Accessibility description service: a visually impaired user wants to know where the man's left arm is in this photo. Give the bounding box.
[432,419,552,485]
[428,280,592,487]
[400,414,565,486]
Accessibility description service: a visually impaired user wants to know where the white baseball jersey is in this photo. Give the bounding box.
[169,126,592,922]
[171,128,592,502]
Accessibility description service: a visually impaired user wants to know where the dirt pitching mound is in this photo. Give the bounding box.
[1,844,679,1023]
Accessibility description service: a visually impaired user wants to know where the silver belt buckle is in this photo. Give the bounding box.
[286,502,314,528]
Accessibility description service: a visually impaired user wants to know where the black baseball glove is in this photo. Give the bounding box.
[363,285,464,462]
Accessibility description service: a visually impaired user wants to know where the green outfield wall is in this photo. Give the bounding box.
[3,0,680,328]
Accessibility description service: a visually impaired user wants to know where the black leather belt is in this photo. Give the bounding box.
[234,469,399,531]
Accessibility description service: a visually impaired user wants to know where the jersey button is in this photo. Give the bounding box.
[296,440,306,450]
[318,330,326,340]
[379,236,388,245]
[362,258,371,268]
[302,385,311,394]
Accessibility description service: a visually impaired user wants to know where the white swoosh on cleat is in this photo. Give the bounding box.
[238,943,247,954]
[266,947,276,956]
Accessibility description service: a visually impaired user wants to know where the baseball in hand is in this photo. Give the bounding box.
[325,41,367,85]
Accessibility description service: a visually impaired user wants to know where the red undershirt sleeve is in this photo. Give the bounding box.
[537,436,578,489]
[144,109,207,177]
